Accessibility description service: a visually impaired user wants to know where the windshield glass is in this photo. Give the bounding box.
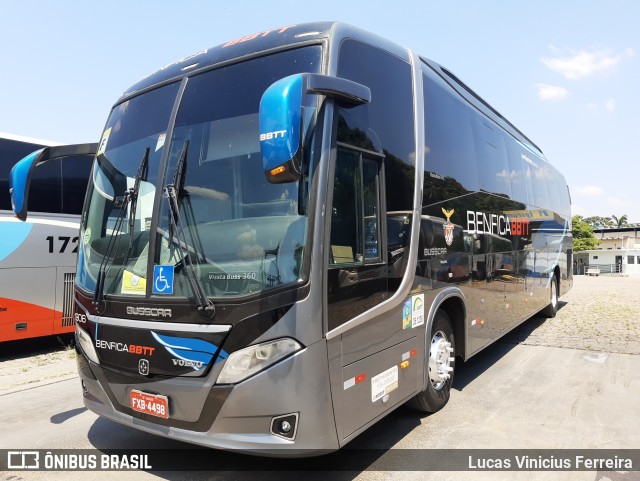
[77,46,321,300]
[77,82,180,295]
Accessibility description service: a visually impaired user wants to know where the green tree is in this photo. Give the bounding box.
[572,215,600,251]
[611,214,629,228]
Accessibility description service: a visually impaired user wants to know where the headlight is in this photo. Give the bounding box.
[76,326,100,364]
[216,338,302,385]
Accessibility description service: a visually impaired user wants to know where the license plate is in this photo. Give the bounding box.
[130,390,169,419]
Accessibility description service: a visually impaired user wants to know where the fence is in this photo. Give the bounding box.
[577,264,623,275]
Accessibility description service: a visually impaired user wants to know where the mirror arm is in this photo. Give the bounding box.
[34,143,99,167]
[305,74,371,107]
[10,142,98,221]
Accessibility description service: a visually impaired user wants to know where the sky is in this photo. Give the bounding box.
[1,0,638,223]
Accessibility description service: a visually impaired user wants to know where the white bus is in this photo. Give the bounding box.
[1,133,94,341]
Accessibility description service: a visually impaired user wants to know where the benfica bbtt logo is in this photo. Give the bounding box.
[441,208,455,246]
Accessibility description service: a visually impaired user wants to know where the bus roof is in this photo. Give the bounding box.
[0,131,60,147]
[117,21,545,160]
[119,21,408,103]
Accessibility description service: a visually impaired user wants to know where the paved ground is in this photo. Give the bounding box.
[504,275,640,355]
[0,335,76,395]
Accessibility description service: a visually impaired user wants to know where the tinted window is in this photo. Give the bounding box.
[422,66,479,208]
[472,116,511,198]
[522,152,549,209]
[330,149,362,265]
[504,135,530,204]
[61,154,92,215]
[30,158,62,213]
[546,168,561,213]
[329,149,382,266]
[337,39,415,214]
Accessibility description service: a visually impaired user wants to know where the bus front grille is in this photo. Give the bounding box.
[61,273,76,327]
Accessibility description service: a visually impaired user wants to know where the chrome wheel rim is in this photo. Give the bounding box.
[429,330,454,390]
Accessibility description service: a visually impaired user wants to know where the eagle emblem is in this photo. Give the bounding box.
[441,208,455,246]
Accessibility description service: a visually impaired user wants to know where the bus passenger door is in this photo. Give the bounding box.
[327,148,387,332]
[326,146,421,441]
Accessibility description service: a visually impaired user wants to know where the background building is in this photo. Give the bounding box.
[574,226,640,276]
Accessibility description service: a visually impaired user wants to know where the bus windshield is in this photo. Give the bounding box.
[77,46,322,300]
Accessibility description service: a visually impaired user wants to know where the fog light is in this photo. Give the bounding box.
[280,421,292,433]
[270,413,298,440]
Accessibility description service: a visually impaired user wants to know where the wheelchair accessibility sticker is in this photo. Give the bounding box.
[153,265,174,295]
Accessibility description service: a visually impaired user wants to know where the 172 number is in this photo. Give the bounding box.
[46,236,79,254]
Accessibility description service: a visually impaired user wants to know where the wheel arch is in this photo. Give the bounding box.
[425,288,467,362]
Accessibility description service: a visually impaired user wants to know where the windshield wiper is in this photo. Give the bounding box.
[129,147,149,247]
[164,140,215,315]
[93,148,149,311]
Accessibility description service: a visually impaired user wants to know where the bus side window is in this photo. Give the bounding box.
[472,117,512,199]
[30,158,62,214]
[336,38,415,283]
[329,149,382,266]
[61,154,93,215]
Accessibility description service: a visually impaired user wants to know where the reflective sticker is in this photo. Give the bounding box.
[97,128,111,156]
[402,351,411,361]
[155,133,166,152]
[371,366,398,402]
[410,348,417,357]
[343,372,366,391]
[121,270,146,295]
[412,294,425,328]
[83,227,92,245]
[152,265,174,295]
[402,299,412,330]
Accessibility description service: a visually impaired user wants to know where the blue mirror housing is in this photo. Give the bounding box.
[9,143,98,221]
[259,74,304,183]
[10,149,43,221]
[259,73,371,184]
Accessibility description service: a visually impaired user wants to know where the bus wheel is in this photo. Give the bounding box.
[407,309,455,413]
[542,275,559,318]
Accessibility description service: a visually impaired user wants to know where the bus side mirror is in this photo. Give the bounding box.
[259,73,371,184]
[9,143,98,221]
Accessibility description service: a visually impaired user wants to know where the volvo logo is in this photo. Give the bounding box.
[126,306,172,318]
[172,358,204,369]
[138,359,150,376]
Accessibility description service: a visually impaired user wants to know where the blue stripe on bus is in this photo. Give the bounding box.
[0,221,33,262]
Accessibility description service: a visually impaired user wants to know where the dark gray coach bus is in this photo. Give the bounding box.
[11,22,572,455]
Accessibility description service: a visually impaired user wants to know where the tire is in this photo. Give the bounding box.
[542,275,559,318]
[407,309,455,413]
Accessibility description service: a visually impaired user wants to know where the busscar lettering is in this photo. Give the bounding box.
[126,306,172,318]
